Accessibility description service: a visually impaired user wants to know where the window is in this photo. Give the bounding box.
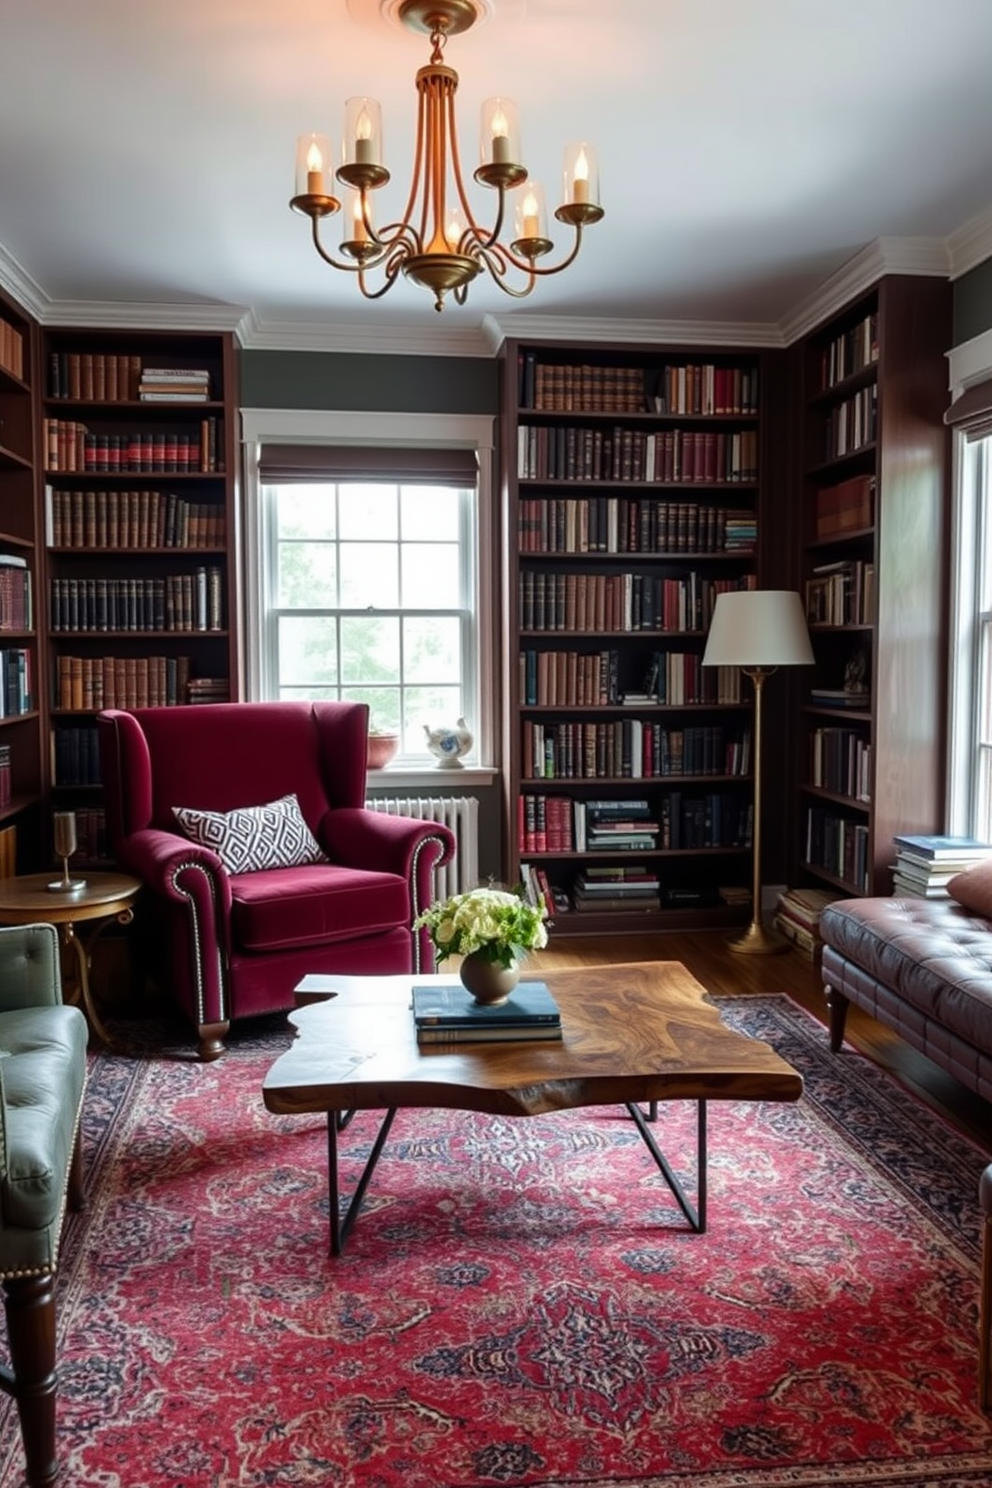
[242,410,495,768]
[946,370,992,838]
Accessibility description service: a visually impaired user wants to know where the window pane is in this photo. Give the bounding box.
[404,617,461,682]
[339,544,399,608]
[278,616,338,686]
[278,541,337,607]
[276,486,336,539]
[340,615,400,684]
[400,485,461,539]
[407,685,464,739]
[402,543,460,607]
[339,484,398,540]
[349,687,401,734]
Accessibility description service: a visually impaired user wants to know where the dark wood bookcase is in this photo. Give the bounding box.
[0,286,42,870]
[499,338,774,932]
[794,275,951,896]
[39,328,241,863]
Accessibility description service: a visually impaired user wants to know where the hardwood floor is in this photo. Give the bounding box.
[539,930,992,1155]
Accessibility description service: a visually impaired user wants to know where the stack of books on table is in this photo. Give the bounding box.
[412,981,563,1045]
[773,887,844,960]
[891,834,992,898]
[571,864,660,912]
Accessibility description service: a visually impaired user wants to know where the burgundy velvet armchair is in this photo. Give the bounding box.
[97,701,455,1059]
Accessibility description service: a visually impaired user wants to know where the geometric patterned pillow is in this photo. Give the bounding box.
[172,793,329,875]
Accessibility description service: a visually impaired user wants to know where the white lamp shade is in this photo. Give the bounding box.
[702,589,814,668]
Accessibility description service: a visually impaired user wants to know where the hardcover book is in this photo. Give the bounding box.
[411,980,561,1029]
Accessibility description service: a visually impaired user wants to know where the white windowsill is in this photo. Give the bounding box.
[366,765,498,790]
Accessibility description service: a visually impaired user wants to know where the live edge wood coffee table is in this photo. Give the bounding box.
[262,961,803,1256]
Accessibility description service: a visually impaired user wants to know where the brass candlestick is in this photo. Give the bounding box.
[49,811,86,893]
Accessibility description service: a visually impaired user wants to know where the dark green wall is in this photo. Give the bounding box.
[239,349,498,413]
[953,256,992,345]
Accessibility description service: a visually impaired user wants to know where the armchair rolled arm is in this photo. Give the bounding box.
[116,827,233,1027]
[0,924,62,1013]
[322,808,456,972]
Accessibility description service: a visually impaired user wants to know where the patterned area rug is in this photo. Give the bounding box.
[3,995,991,1488]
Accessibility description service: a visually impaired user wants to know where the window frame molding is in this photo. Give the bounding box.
[241,407,498,784]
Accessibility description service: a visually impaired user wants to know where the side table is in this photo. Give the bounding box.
[0,871,141,1044]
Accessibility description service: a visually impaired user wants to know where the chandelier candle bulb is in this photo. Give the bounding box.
[296,133,333,197]
[344,97,382,169]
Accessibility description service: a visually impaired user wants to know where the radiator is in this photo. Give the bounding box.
[365,795,480,899]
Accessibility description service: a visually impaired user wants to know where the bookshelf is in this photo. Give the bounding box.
[795,276,951,897]
[0,286,42,870]
[40,329,241,863]
[500,339,770,933]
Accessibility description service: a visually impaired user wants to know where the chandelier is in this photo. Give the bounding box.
[290,0,604,311]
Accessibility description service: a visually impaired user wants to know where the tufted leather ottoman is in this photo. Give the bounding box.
[819,896,992,1103]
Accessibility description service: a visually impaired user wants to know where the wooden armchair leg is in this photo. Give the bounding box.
[1,1273,59,1487]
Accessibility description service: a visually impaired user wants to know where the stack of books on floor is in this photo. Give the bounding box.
[773,886,844,960]
[891,834,992,898]
[571,864,660,912]
[412,981,563,1044]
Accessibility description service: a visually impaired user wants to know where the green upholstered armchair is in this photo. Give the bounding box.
[0,923,88,1487]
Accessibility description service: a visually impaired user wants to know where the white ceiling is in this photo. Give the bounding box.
[2,0,992,355]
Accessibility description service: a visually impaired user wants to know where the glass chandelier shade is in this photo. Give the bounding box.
[289,0,603,311]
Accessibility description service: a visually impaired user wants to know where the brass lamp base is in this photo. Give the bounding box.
[727,919,791,956]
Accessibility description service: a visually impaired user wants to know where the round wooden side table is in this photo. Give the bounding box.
[0,871,141,1044]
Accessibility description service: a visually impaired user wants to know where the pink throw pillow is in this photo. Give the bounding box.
[946,859,992,917]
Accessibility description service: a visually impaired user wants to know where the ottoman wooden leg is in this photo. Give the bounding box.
[1,1273,59,1486]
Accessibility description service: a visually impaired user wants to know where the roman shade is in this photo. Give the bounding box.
[257,444,478,485]
[944,376,992,441]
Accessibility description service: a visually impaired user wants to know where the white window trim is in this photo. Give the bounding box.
[241,407,498,785]
[946,325,992,835]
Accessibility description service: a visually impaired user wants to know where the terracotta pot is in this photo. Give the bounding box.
[459,950,520,1006]
[366,733,399,769]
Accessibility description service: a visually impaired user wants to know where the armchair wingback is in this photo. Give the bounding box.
[97,701,455,1059]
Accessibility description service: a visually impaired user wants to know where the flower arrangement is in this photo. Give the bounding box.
[414,885,549,970]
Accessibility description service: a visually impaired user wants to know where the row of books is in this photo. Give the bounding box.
[46,488,226,550]
[55,654,201,711]
[519,863,749,918]
[813,474,875,540]
[519,791,753,853]
[47,354,213,403]
[61,807,107,864]
[0,555,32,631]
[804,807,870,893]
[43,419,224,474]
[819,313,878,392]
[0,318,24,381]
[53,725,102,787]
[0,649,33,717]
[890,833,992,899]
[772,887,843,960]
[0,742,10,807]
[517,498,755,556]
[519,648,742,708]
[521,719,751,782]
[809,727,872,802]
[805,559,875,627]
[519,571,756,636]
[518,424,759,484]
[49,570,224,634]
[517,355,759,417]
[823,384,877,461]
[412,981,563,1046]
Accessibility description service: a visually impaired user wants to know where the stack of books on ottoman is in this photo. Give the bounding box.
[773,887,844,960]
[891,834,992,899]
[412,981,562,1044]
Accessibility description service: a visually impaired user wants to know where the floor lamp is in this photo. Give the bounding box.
[702,589,814,954]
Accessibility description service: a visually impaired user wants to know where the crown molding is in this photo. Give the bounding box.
[236,306,493,357]
[779,236,950,346]
[35,299,247,332]
[478,313,785,353]
[947,205,992,281]
[0,244,48,321]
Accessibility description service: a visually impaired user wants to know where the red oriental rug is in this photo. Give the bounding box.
[2,995,991,1488]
